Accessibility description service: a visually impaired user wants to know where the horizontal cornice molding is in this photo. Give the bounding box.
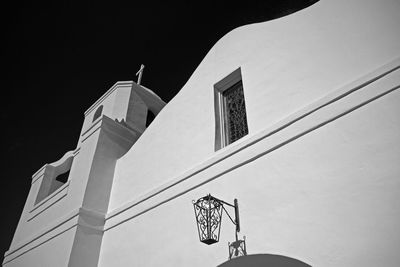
[104,57,400,231]
[84,81,133,117]
[4,57,399,265]
[80,115,141,145]
[3,207,106,265]
[28,181,70,221]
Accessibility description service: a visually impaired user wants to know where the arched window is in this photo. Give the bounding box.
[92,105,103,122]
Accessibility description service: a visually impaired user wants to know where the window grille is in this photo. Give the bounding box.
[222,81,248,144]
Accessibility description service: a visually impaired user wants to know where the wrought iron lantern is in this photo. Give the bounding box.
[192,194,241,245]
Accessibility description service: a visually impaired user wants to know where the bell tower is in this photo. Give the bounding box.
[3,81,165,267]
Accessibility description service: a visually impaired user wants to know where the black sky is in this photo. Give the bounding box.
[2,0,317,260]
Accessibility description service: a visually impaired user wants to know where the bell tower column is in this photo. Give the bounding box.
[68,116,139,266]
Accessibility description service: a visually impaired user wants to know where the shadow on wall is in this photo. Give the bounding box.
[218,254,311,267]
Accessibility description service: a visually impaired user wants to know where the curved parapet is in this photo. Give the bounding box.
[133,84,166,115]
[111,0,400,211]
[46,150,74,174]
[103,0,400,266]
[35,150,74,204]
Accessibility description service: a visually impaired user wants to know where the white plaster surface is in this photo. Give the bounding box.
[4,0,400,266]
[4,227,76,267]
[100,86,400,266]
[4,82,153,265]
[109,0,400,212]
[101,0,400,266]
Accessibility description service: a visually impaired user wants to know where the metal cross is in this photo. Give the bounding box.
[136,64,145,85]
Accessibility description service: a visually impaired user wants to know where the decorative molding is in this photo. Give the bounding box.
[104,57,400,231]
[102,117,140,145]
[4,208,80,262]
[31,165,47,184]
[31,147,81,184]
[80,115,140,145]
[3,207,106,264]
[78,207,106,233]
[31,170,45,185]
[3,224,77,265]
[28,181,70,221]
[80,114,103,138]
[131,83,166,115]
[84,81,133,117]
[5,57,399,264]
[79,207,106,221]
[46,151,74,169]
[72,146,81,157]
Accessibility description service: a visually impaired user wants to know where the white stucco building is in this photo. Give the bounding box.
[3,0,400,266]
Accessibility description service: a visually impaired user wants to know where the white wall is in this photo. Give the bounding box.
[4,227,76,267]
[101,0,400,265]
[5,0,400,266]
[100,69,400,266]
[108,0,400,213]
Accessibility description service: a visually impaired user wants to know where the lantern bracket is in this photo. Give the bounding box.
[211,196,240,239]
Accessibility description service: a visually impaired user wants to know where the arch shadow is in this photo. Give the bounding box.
[217,254,311,267]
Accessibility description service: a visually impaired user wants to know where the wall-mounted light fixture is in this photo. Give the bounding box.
[192,194,247,259]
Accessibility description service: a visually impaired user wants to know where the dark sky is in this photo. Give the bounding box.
[2,0,317,260]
